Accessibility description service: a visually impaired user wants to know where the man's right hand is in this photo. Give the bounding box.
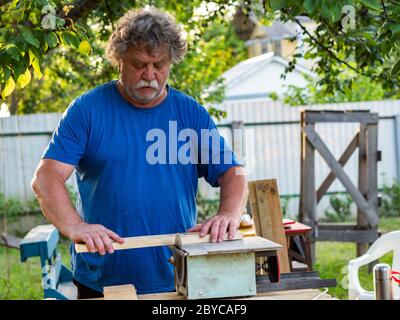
[65,222,125,255]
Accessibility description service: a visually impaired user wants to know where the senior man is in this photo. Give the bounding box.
[31,8,247,299]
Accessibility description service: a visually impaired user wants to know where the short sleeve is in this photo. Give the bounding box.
[195,105,243,187]
[42,99,89,166]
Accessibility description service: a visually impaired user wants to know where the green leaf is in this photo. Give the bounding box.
[32,58,42,79]
[44,32,58,48]
[13,62,27,79]
[21,29,40,48]
[303,0,319,13]
[17,69,31,88]
[4,67,11,81]
[28,49,35,64]
[62,31,80,49]
[5,44,21,61]
[288,5,303,18]
[269,0,288,11]
[29,11,38,25]
[2,76,15,98]
[78,40,91,56]
[389,24,400,36]
[321,2,342,22]
[391,58,400,77]
[361,0,381,11]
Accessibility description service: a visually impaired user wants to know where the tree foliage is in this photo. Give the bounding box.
[2,0,400,115]
[0,0,246,117]
[258,0,400,98]
[280,72,388,106]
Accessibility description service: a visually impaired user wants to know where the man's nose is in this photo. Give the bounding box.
[142,64,156,81]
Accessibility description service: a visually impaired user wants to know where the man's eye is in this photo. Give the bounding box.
[132,62,145,68]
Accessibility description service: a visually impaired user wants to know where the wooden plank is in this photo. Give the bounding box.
[136,288,335,300]
[303,125,379,227]
[248,181,262,236]
[74,231,244,253]
[305,111,379,124]
[252,179,290,273]
[103,284,138,300]
[181,236,282,256]
[317,132,359,203]
[357,124,369,256]
[317,228,379,242]
[319,223,367,230]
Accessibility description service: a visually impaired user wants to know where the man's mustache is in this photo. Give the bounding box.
[135,80,159,89]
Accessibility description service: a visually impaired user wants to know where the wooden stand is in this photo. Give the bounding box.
[299,110,381,263]
[285,221,313,272]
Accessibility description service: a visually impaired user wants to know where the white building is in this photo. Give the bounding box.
[221,52,315,101]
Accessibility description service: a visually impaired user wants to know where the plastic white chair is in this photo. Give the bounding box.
[348,231,400,300]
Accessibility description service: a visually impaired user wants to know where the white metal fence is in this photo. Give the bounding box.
[202,99,400,218]
[1,99,400,218]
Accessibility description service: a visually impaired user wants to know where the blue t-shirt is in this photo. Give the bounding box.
[42,80,241,294]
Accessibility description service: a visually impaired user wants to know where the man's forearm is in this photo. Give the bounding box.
[218,166,248,220]
[32,175,82,238]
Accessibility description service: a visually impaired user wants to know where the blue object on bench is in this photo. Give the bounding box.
[20,224,76,300]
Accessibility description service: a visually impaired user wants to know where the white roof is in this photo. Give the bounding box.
[223,52,315,89]
[219,52,316,101]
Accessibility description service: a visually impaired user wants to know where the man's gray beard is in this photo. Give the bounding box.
[127,78,168,104]
[128,87,163,104]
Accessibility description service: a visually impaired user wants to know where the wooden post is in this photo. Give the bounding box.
[395,115,400,180]
[366,123,379,254]
[357,124,368,256]
[303,123,317,264]
[299,111,306,223]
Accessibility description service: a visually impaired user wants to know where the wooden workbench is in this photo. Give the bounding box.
[86,286,336,300]
[136,289,335,300]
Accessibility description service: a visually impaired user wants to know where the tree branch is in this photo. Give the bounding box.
[294,18,381,81]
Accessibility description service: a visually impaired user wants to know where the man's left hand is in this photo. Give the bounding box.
[187,212,240,243]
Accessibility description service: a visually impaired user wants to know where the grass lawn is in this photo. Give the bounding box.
[0,239,71,300]
[1,217,400,300]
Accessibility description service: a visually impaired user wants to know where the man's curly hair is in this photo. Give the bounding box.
[106,8,187,67]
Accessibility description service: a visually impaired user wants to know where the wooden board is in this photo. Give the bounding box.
[136,288,335,300]
[104,284,138,300]
[74,231,244,253]
[248,179,290,273]
[180,236,282,256]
